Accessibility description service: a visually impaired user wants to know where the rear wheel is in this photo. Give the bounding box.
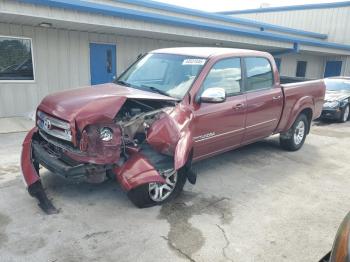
[280,114,309,151]
[340,104,349,123]
[127,168,187,208]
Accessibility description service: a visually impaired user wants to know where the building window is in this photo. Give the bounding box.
[296,61,307,78]
[245,57,274,91]
[0,36,34,81]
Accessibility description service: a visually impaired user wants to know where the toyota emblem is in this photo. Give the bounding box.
[44,119,52,130]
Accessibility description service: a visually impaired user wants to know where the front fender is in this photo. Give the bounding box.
[147,104,194,171]
[174,130,193,170]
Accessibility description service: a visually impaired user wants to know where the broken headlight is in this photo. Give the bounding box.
[100,127,113,141]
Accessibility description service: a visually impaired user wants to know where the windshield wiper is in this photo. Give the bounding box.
[116,80,132,87]
[140,85,171,97]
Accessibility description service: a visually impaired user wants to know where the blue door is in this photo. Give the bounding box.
[324,61,342,77]
[89,43,116,85]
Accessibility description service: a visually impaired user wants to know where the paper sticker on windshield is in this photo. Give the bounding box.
[182,59,206,65]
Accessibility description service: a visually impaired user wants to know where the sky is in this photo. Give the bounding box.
[153,0,347,12]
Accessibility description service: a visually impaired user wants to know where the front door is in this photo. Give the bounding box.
[242,57,283,144]
[89,43,116,85]
[324,61,342,77]
[193,57,247,161]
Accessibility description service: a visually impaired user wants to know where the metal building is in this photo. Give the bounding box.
[219,1,350,80]
[0,0,350,117]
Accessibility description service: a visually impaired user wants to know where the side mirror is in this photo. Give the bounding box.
[200,87,226,103]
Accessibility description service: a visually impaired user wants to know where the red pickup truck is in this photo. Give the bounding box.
[21,47,325,213]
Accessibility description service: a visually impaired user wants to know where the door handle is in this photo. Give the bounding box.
[233,103,245,110]
[272,95,282,100]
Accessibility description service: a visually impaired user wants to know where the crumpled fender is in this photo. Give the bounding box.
[169,105,194,170]
[21,127,40,186]
[146,113,180,156]
[147,104,194,171]
[174,124,193,170]
[114,153,166,191]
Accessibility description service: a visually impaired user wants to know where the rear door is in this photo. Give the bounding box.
[242,57,283,144]
[193,57,247,160]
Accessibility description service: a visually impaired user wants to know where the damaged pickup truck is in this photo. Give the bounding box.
[21,47,326,214]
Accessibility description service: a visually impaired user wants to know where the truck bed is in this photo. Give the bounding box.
[276,79,326,133]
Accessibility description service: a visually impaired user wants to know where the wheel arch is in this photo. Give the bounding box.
[283,96,314,134]
[299,107,313,134]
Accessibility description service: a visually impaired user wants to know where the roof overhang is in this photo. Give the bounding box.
[117,0,327,39]
[217,1,350,15]
[4,0,350,54]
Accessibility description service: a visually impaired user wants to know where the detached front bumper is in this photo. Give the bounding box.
[21,127,58,214]
[21,128,40,187]
[21,128,167,214]
[21,128,111,214]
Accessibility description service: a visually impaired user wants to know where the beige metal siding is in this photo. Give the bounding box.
[277,54,325,79]
[0,0,292,51]
[343,57,350,76]
[234,7,350,78]
[235,7,350,45]
[0,23,192,117]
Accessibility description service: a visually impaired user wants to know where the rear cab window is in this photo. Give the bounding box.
[244,57,274,92]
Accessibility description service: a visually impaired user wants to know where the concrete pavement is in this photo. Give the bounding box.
[0,121,349,262]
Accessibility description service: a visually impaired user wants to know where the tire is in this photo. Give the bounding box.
[280,114,309,151]
[127,168,187,208]
[340,104,349,123]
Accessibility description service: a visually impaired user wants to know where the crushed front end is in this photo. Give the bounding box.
[21,97,193,214]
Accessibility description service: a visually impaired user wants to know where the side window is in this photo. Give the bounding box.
[201,58,242,96]
[245,57,274,91]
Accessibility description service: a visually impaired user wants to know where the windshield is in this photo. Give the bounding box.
[325,79,350,91]
[117,53,206,99]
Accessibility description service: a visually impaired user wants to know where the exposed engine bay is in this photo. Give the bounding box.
[115,99,175,150]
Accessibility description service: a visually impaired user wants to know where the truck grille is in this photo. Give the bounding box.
[37,110,72,142]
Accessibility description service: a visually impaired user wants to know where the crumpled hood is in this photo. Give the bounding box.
[38,83,176,131]
[325,90,350,102]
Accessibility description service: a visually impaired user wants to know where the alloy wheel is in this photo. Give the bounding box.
[149,169,177,202]
[294,120,305,145]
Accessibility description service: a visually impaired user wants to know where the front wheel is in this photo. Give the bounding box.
[127,168,187,208]
[340,104,349,123]
[280,114,309,151]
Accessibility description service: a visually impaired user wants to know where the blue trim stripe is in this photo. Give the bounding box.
[117,0,327,39]
[272,43,300,56]
[17,0,350,51]
[217,1,350,15]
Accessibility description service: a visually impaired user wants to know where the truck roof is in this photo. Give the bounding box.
[151,47,269,58]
